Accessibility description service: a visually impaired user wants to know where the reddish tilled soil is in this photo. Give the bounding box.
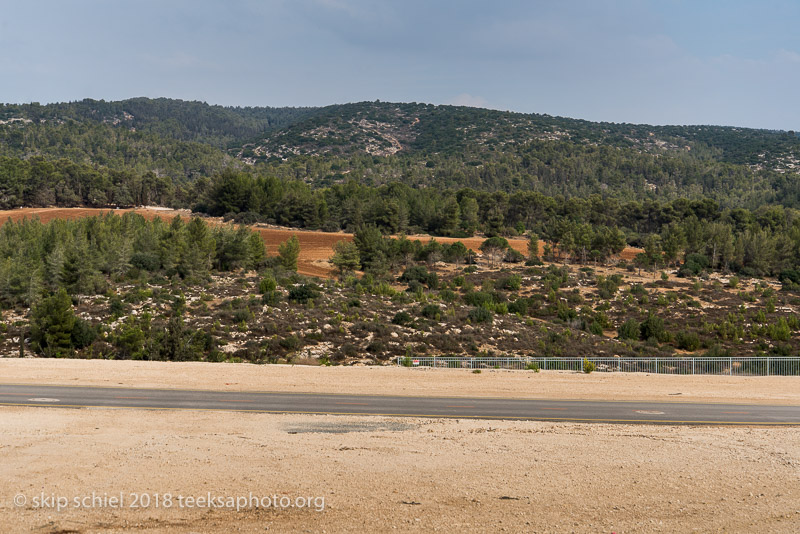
[0,207,643,278]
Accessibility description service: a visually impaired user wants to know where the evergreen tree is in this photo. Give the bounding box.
[526,233,540,262]
[31,288,76,357]
[330,240,360,278]
[278,235,300,271]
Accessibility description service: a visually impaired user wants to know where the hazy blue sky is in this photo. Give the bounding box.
[1,0,798,129]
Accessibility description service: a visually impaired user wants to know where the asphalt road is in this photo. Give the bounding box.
[1,383,799,425]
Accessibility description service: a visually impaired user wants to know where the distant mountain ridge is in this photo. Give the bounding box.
[0,97,317,149]
[1,97,799,209]
[2,97,798,165]
[243,100,800,171]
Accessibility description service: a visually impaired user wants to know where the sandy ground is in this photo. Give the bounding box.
[2,358,799,406]
[1,361,799,532]
[1,408,799,533]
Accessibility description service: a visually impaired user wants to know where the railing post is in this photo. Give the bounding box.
[414,357,794,376]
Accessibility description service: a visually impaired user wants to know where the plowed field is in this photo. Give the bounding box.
[0,207,642,278]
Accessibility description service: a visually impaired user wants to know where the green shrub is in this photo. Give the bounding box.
[588,320,603,336]
[339,343,359,358]
[259,274,277,294]
[70,318,97,350]
[109,295,126,318]
[508,298,529,315]
[399,266,438,288]
[232,307,253,324]
[629,283,646,296]
[618,319,640,340]
[463,291,494,307]
[468,307,493,324]
[438,289,457,302]
[594,311,612,329]
[704,344,731,358]
[556,302,577,322]
[678,253,710,277]
[392,311,413,326]
[366,340,385,353]
[261,290,280,306]
[779,269,800,291]
[279,335,302,351]
[420,304,442,320]
[504,248,525,263]
[675,330,701,351]
[596,275,620,299]
[583,358,595,374]
[499,274,522,291]
[639,312,670,343]
[288,284,320,303]
[526,362,540,372]
[769,318,791,342]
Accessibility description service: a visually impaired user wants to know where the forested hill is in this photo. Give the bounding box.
[245,101,800,168]
[3,98,798,166]
[1,98,800,210]
[0,98,317,148]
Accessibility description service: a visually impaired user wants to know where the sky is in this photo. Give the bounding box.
[1,0,798,130]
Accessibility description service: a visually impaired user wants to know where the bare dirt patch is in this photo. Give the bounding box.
[1,408,799,533]
[0,206,189,224]
[0,207,644,279]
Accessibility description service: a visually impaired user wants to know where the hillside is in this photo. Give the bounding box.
[1,98,800,212]
[0,97,317,148]
[244,101,800,169]
[242,102,800,209]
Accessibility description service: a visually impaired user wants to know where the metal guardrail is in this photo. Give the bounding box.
[396,356,800,376]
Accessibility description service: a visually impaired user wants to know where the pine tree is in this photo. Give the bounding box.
[278,235,300,271]
[31,289,76,358]
[527,233,540,262]
[330,240,360,278]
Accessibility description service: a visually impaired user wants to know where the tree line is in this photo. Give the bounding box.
[0,212,266,309]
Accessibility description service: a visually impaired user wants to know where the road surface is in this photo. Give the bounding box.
[1,384,799,425]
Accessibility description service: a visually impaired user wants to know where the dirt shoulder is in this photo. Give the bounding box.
[1,358,799,405]
[2,408,799,533]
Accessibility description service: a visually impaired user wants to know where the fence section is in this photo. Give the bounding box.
[396,356,800,376]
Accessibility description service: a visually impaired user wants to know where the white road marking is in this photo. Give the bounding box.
[27,398,60,402]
